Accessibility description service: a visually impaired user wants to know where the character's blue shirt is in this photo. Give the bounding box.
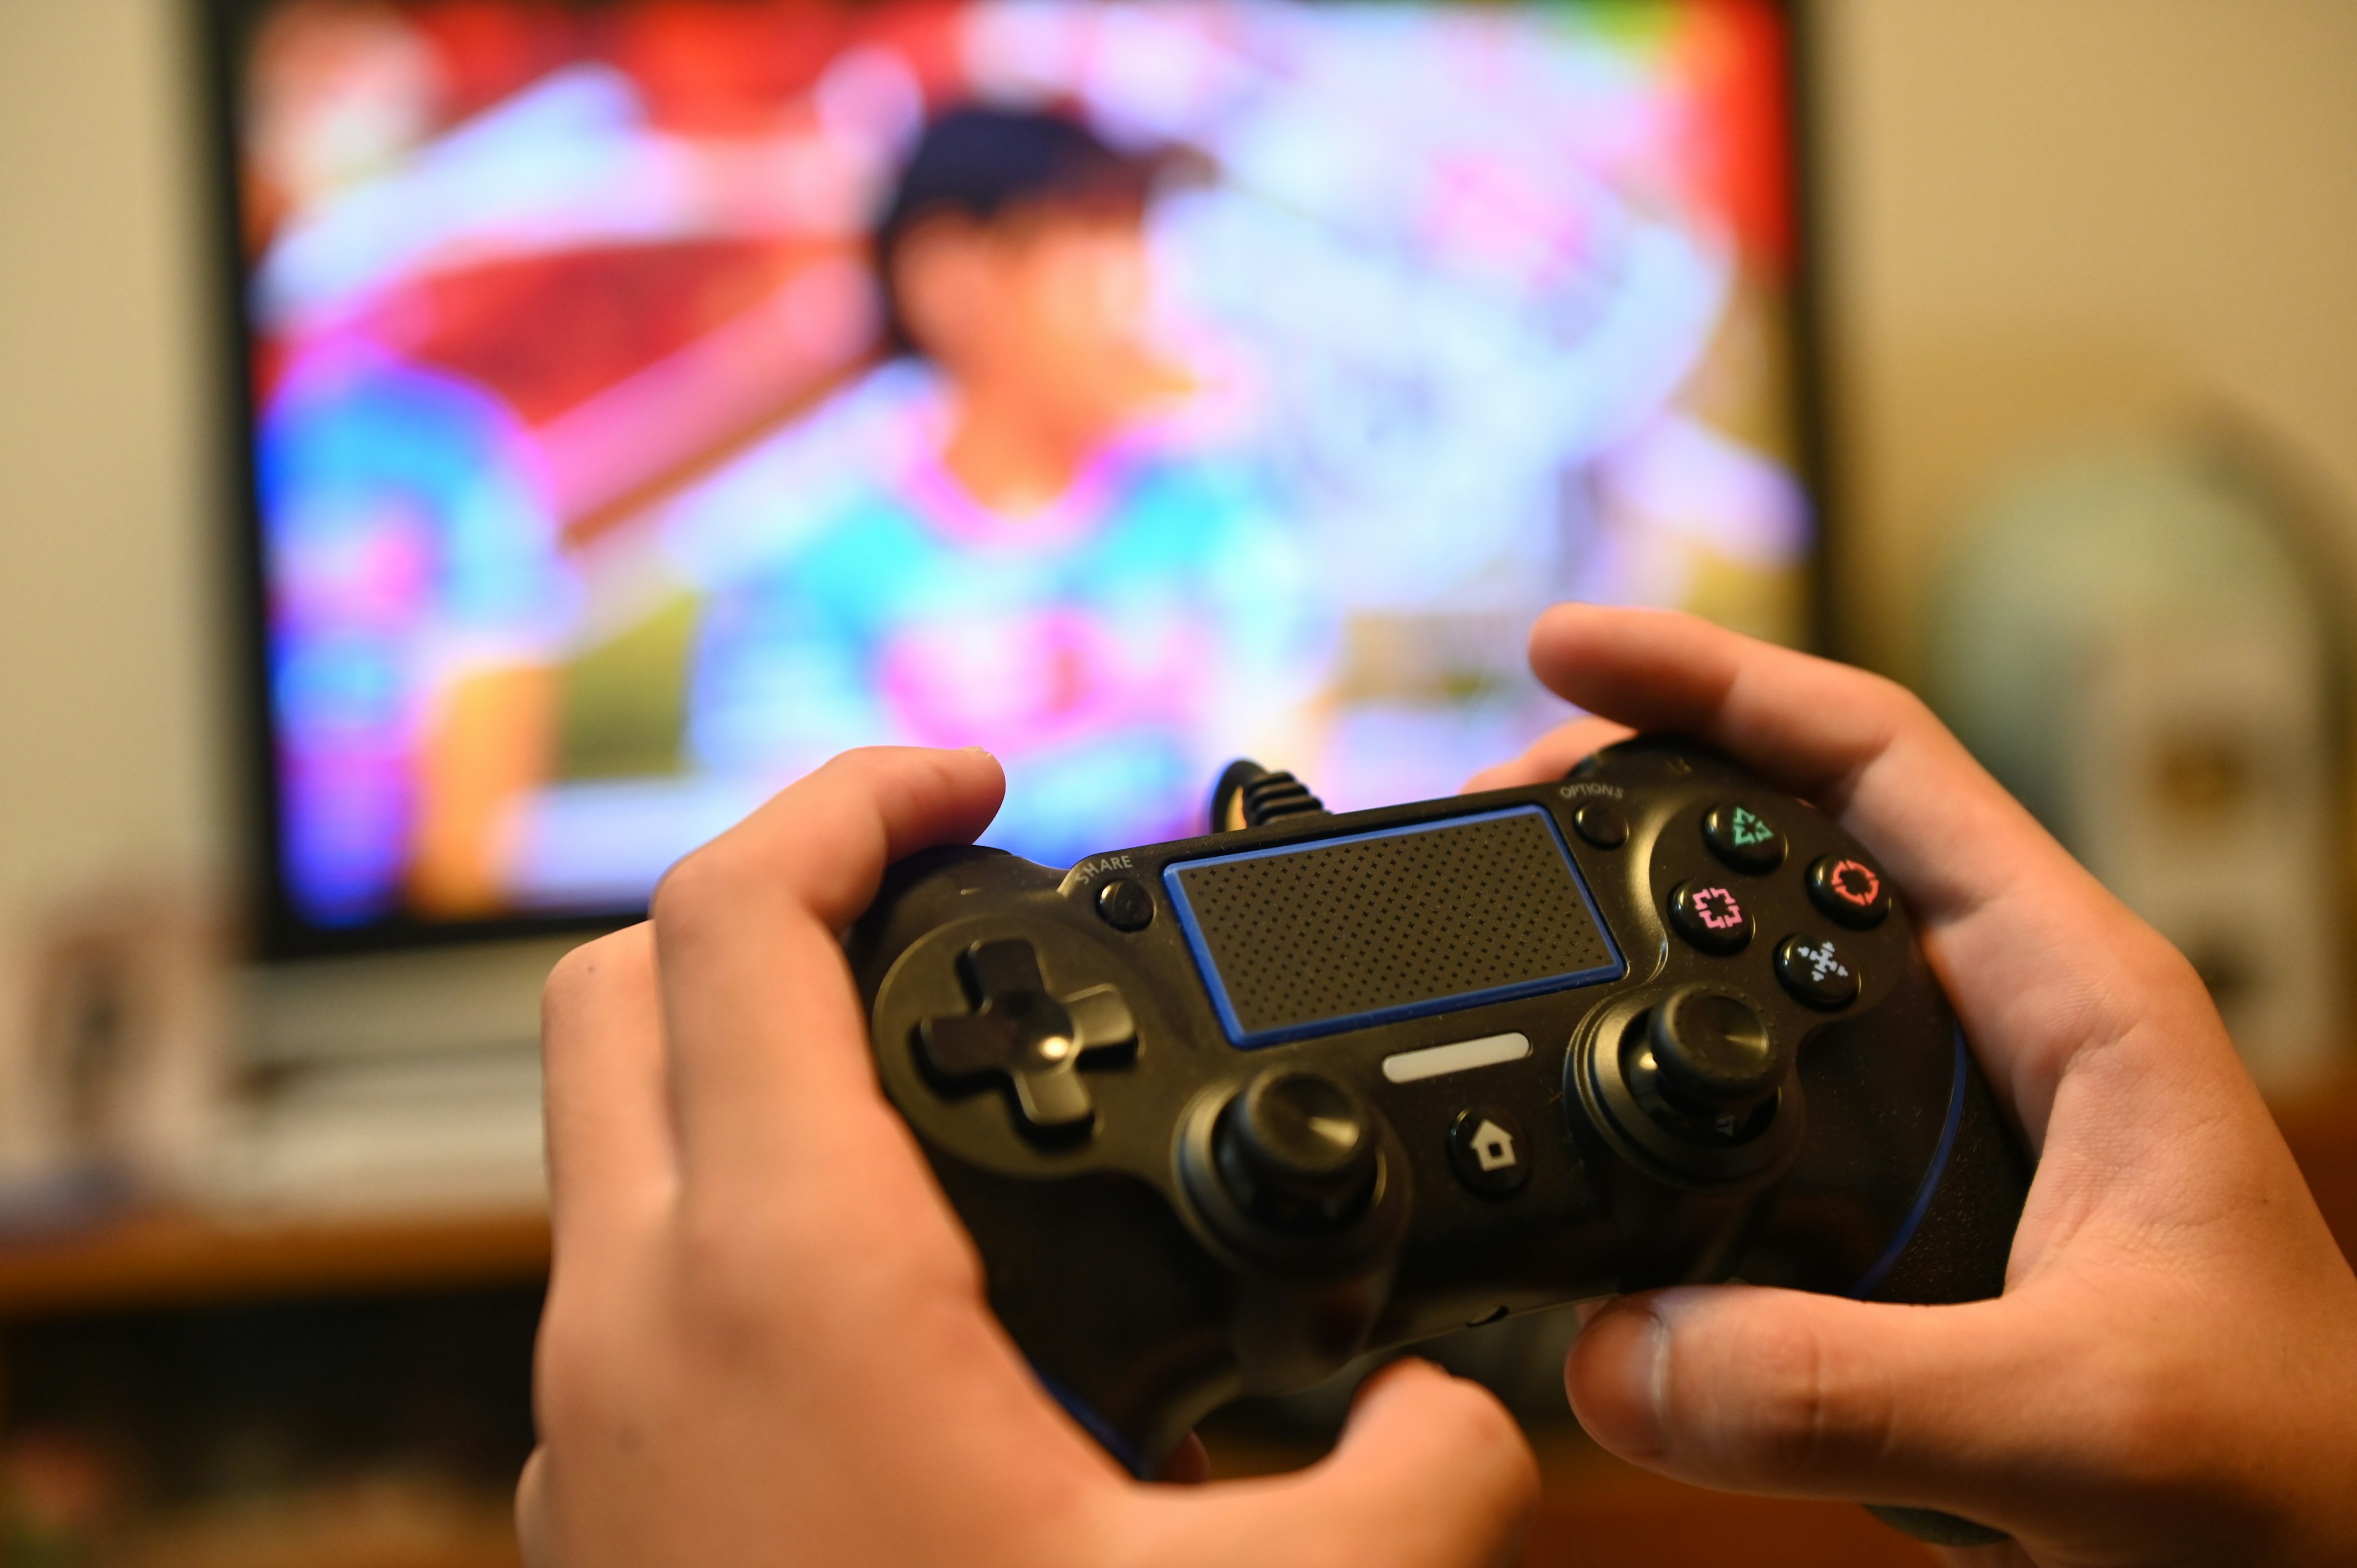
[668,371,1321,866]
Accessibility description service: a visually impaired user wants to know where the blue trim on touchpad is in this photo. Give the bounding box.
[1163,806,1627,1049]
[1846,1025,1970,1300]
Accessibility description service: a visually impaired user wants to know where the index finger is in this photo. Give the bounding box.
[540,924,674,1260]
[649,745,1005,1198]
[1461,715,1631,794]
[1526,604,2059,919]
[1525,604,2191,1141]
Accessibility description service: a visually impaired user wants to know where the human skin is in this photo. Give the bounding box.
[515,745,1537,1568]
[1464,604,2357,1567]
[520,606,2357,1566]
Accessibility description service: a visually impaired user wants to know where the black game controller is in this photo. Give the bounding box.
[848,738,2029,1546]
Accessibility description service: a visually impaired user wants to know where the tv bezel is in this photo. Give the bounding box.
[194,0,1839,962]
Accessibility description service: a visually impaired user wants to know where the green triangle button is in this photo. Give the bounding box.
[1731,806,1773,846]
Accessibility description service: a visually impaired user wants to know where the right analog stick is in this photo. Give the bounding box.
[1646,987,1785,1124]
[1213,1068,1379,1232]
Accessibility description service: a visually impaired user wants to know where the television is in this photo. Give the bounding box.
[204,0,1825,957]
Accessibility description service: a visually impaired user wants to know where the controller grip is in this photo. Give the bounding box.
[1860,1045,2029,1548]
[1863,1043,2029,1308]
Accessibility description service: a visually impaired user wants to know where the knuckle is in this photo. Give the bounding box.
[674,1202,764,1311]
[541,930,632,1022]
[1865,668,1926,715]
[1432,1375,1523,1454]
[530,1288,621,1439]
[1448,1388,1542,1500]
[1391,1366,1538,1489]
[648,843,749,936]
[670,1192,825,1342]
[671,1181,980,1349]
[1717,1318,1881,1479]
[1852,670,1933,742]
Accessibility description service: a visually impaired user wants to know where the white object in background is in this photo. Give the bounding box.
[1927,436,2347,1094]
[204,1047,548,1216]
[240,935,579,1069]
[0,893,227,1226]
[215,935,579,1214]
[2070,627,2336,1083]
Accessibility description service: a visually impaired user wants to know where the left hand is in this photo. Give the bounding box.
[518,745,1540,1568]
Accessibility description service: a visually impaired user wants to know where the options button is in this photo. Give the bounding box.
[1573,803,1629,849]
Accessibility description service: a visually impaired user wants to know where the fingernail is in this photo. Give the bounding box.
[1571,1296,1672,1459]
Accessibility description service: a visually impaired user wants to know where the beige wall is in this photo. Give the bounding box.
[1817,0,2357,675]
[0,0,221,915]
[2,0,2355,911]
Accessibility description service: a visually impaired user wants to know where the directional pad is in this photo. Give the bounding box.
[918,940,1136,1137]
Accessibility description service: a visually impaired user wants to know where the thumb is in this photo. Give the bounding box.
[1253,1359,1540,1567]
[1568,1286,2048,1523]
[514,1448,554,1568]
[1131,1360,1537,1566]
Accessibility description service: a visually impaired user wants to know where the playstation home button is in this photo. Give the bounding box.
[1702,803,1786,873]
[1447,1106,1531,1197]
[1668,879,1754,954]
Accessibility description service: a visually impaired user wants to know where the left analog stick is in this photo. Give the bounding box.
[1213,1068,1379,1232]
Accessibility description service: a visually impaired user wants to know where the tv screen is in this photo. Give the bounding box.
[211,0,1817,947]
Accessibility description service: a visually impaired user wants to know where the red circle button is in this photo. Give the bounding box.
[1807,855,1890,929]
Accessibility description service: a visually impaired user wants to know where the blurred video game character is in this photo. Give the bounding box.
[667,107,1322,866]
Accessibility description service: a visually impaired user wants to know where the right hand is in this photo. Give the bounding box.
[1471,604,2357,1567]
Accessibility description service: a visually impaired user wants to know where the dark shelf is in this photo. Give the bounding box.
[0,1207,550,1318]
